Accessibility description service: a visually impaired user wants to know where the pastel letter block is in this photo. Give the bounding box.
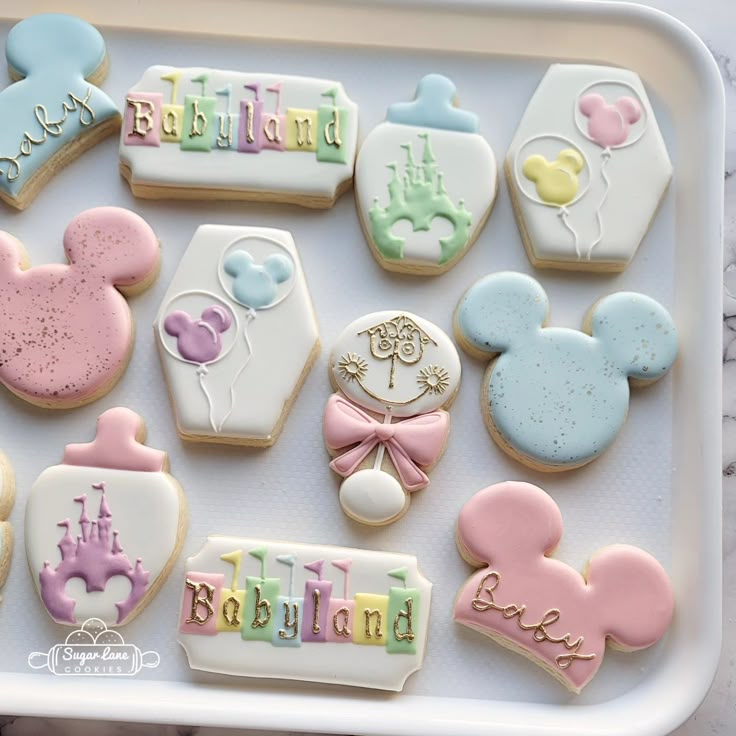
[179,572,223,636]
[353,593,389,646]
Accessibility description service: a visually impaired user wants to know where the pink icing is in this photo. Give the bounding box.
[179,572,223,636]
[63,407,166,472]
[0,207,159,406]
[39,482,150,625]
[124,91,163,147]
[323,394,449,492]
[578,93,642,149]
[453,482,674,693]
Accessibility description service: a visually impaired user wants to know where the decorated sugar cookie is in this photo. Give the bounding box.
[120,66,358,208]
[453,482,674,693]
[325,311,461,525]
[0,14,121,210]
[355,74,497,275]
[0,207,159,408]
[179,537,431,691]
[454,272,677,470]
[156,225,318,445]
[0,452,16,599]
[506,64,672,271]
[25,408,187,627]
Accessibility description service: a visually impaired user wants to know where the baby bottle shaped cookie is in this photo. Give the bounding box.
[25,408,187,627]
[324,311,461,525]
[355,74,497,275]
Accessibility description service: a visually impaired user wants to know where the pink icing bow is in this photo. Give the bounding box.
[323,394,449,492]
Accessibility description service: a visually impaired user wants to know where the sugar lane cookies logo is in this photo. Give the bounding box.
[28,618,160,676]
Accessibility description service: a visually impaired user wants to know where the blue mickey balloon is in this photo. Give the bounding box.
[223,250,294,309]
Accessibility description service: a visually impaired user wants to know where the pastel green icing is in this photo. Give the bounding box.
[241,577,280,641]
[386,586,419,655]
[369,132,471,264]
[456,272,677,467]
[0,14,120,199]
[181,95,216,152]
[316,89,348,164]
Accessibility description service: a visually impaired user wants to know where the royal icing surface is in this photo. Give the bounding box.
[0,207,159,408]
[506,64,672,269]
[325,311,460,524]
[455,272,677,469]
[355,74,496,273]
[453,482,674,693]
[0,451,14,595]
[0,14,120,208]
[178,536,431,691]
[25,408,186,627]
[120,67,358,206]
[155,225,318,444]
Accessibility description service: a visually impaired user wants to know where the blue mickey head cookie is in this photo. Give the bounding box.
[454,271,677,470]
[223,250,294,309]
[0,14,121,210]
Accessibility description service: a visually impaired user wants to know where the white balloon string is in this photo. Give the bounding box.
[218,308,257,432]
[587,149,612,259]
[558,207,581,260]
[196,365,218,433]
[373,410,392,471]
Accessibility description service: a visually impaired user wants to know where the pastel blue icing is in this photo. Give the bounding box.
[271,596,303,647]
[223,250,294,309]
[0,14,119,199]
[386,74,479,133]
[456,272,678,467]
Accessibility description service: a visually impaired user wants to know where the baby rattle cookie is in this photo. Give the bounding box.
[355,74,497,275]
[0,451,16,599]
[506,64,672,271]
[25,407,187,627]
[120,66,358,208]
[454,271,677,471]
[155,225,319,445]
[324,311,461,525]
[179,536,431,691]
[0,14,121,210]
[453,482,674,693]
[0,207,159,409]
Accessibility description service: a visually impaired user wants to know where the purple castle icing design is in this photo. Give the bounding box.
[39,481,150,625]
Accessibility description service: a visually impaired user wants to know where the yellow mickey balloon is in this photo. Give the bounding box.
[522,148,584,206]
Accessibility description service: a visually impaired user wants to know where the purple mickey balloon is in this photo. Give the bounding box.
[164,305,233,364]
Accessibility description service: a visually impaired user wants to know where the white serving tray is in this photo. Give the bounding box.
[0,1,724,735]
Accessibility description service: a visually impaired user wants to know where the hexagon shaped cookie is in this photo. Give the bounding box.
[155,225,319,445]
[506,64,672,272]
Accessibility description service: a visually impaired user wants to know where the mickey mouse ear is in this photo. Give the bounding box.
[223,250,254,277]
[163,310,193,338]
[456,482,563,567]
[455,272,548,358]
[615,96,642,124]
[588,292,677,381]
[578,93,605,118]
[200,305,233,333]
[263,253,294,285]
[586,544,674,650]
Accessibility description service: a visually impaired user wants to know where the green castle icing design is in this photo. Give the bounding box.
[368,133,472,265]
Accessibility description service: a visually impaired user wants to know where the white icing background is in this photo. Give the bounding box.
[0,0,731,731]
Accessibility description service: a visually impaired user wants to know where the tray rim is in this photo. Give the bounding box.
[0,1,725,734]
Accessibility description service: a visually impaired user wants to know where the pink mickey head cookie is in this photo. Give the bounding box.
[578,93,642,150]
[164,306,234,365]
[453,482,674,694]
[0,207,159,408]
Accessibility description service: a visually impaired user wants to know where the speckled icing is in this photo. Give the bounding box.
[455,272,677,468]
[25,408,185,626]
[0,207,159,407]
[453,482,674,693]
[0,14,120,207]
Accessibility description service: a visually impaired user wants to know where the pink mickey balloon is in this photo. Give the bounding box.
[579,93,642,149]
[164,305,233,365]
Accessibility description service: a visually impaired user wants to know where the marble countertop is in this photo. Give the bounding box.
[1,0,733,734]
